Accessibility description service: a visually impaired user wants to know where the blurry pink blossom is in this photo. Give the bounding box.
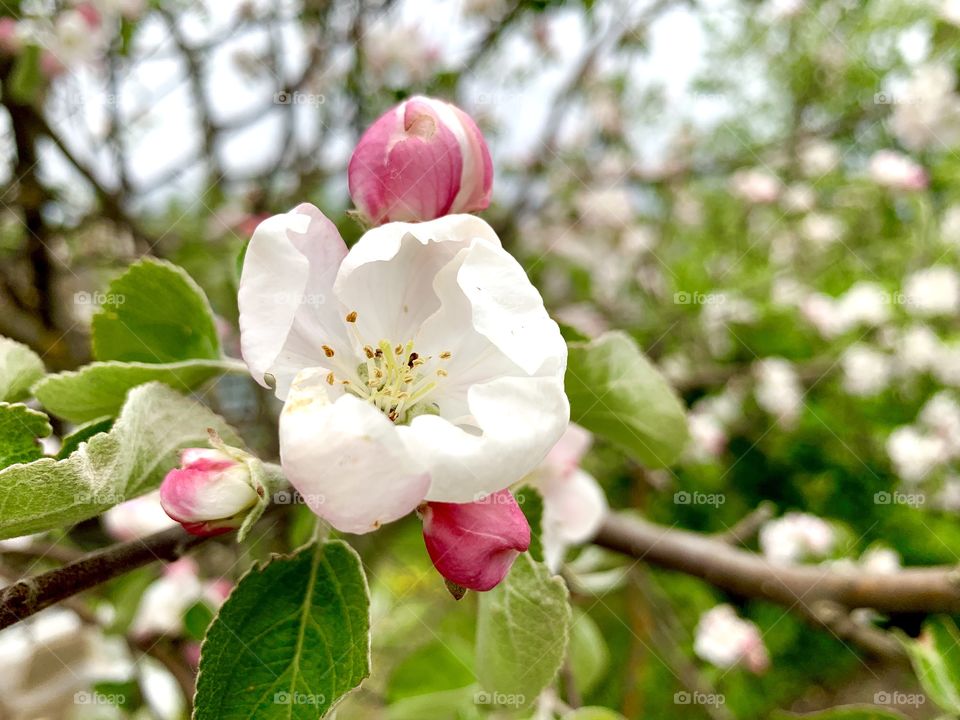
[694,605,769,674]
[869,150,928,191]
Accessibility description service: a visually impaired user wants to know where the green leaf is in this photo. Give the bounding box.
[92,258,221,363]
[194,540,370,719]
[0,336,45,402]
[516,485,544,564]
[566,331,689,468]
[772,706,910,719]
[8,44,42,104]
[0,382,239,539]
[386,638,474,702]
[566,709,628,720]
[901,616,960,714]
[385,688,479,720]
[57,418,113,460]
[568,608,609,697]
[0,403,51,469]
[35,359,236,423]
[183,601,216,642]
[475,553,572,710]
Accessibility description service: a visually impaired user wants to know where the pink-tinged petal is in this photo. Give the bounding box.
[421,489,530,591]
[159,450,258,537]
[279,368,431,534]
[540,469,608,571]
[542,423,593,481]
[348,96,493,225]
[238,203,349,399]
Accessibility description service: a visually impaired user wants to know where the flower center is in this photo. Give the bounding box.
[322,312,452,424]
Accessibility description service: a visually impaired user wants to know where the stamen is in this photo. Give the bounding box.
[345,311,358,323]
[322,345,335,358]
[440,351,452,360]
[326,372,335,385]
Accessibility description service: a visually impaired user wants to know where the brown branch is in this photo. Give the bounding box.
[594,513,960,614]
[0,526,211,630]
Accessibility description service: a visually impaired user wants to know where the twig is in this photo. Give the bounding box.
[0,526,210,630]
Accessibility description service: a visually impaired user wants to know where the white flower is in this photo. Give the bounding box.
[364,24,439,87]
[730,168,782,204]
[942,205,960,245]
[238,207,569,534]
[841,344,892,397]
[526,424,608,571]
[801,293,844,338]
[694,605,769,673]
[868,150,928,191]
[891,62,960,151]
[103,490,178,541]
[837,282,890,328]
[896,324,942,374]
[130,559,228,638]
[781,184,817,213]
[754,358,803,427]
[860,546,901,575]
[886,426,946,483]
[575,188,634,229]
[933,343,960,387]
[920,392,960,457]
[799,139,840,177]
[903,266,960,317]
[759,512,835,564]
[800,212,844,247]
[943,0,960,25]
[687,412,727,461]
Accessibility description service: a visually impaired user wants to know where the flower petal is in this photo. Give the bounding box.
[279,368,431,534]
[238,203,348,398]
[540,468,608,571]
[404,374,569,503]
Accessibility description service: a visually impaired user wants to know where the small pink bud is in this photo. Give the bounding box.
[421,489,530,592]
[348,95,493,225]
[159,448,258,537]
[0,18,21,56]
[74,2,102,29]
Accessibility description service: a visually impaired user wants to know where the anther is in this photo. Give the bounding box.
[322,345,335,358]
[346,311,358,323]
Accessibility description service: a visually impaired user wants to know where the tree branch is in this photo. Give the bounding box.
[0,526,210,630]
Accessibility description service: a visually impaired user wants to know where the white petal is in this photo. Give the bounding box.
[238,204,349,398]
[334,214,501,345]
[406,374,569,503]
[539,469,607,572]
[455,240,567,376]
[279,368,430,534]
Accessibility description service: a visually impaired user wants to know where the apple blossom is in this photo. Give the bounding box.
[798,139,840,177]
[421,489,530,591]
[753,358,803,427]
[841,344,892,397]
[886,426,947,484]
[238,206,569,534]
[868,150,928,191]
[891,63,960,152]
[103,490,178,541]
[759,512,835,565]
[130,558,230,639]
[159,448,259,537]
[903,266,960,317]
[729,167,782,204]
[693,605,769,674]
[348,96,493,225]
[526,423,608,571]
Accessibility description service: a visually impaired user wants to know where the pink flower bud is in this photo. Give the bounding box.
[348,95,493,225]
[421,489,530,592]
[0,18,21,56]
[159,448,258,537]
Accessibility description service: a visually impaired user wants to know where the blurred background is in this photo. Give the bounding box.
[2,0,960,717]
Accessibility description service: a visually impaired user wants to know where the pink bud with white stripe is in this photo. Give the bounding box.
[348,96,493,225]
[159,448,258,537]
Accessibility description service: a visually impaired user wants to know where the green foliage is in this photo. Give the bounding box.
[0,336,44,402]
[566,331,689,467]
[0,403,50,469]
[35,359,235,423]
[0,382,239,539]
[772,707,910,719]
[475,553,572,710]
[92,257,221,363]
[900,616,960,715]
[516,484,545,563]
[194,541,370,720]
